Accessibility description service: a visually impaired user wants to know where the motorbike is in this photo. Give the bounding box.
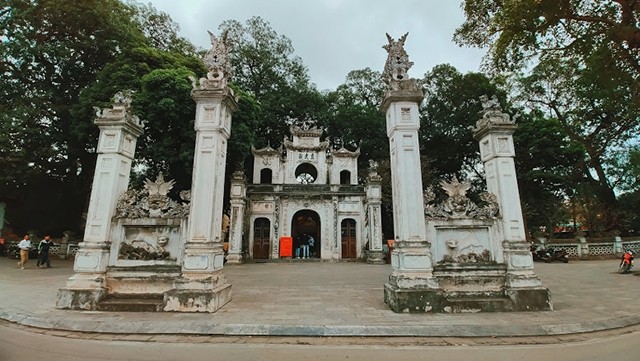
[531,245,569,263]
[530,244,546,262]
[619,251,634,274]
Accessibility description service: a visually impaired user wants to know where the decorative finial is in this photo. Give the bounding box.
[204,30,232,79]
[470,94,516,134]
[112,90,134,108]
[382,32,414,86]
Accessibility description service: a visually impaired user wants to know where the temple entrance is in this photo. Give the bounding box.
[291,210,320,259]
[341,218,357,258]
[253,217,271,259]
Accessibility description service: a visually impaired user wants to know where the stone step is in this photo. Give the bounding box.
[445,296,512,313]
[97,294,164,312]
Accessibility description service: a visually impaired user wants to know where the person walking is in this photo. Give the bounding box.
[37,235,53,268]
[17,235,32,270]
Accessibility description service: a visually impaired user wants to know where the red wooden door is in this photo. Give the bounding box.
[253,218,271,259]
[341,219,357,259]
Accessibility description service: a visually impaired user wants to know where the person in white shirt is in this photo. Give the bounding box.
[17,235,32,270]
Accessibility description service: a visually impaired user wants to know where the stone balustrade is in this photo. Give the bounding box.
[531,236,640,259]
[5,241,80,259]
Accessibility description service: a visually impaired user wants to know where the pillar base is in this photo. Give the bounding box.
[56,288,107,310]
[384,283,553,313]
[225,252,243,264]
[56,273,108,310]
[366,250,385,264]
[163,275,232,313]
[384,283,445,313]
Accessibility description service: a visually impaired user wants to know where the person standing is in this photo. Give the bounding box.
[301,234,310,259]
[307,234,315,258]
[17,235,32,270]
[37,235,53,268]
[294,234,301,259]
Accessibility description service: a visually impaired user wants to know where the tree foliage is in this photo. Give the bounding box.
[513,110,585,233]
[322,68,388,168]
[456,0,640,228]
[419,64,505,185]
[219,16,325,148]
[0,0,199,235]
[455,0,640,77]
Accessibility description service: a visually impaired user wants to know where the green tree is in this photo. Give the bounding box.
[219,16,325,148]
[322,68,388,170]
[133,67,199,190]
[454,0,640,77]
[419,64,505,185]
[513,110,585,235]
[455,0,640,227]
[618,190,640,235]
[322,68,392,236]
[517,55,638,209]
[0,0,142,191]
[0,0,198,234]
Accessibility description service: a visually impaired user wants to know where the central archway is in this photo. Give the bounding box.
[291,210,321,258]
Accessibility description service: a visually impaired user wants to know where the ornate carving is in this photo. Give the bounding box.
[93,90,141,126]
[440,249,492,264]
[118,239,175,261]
[470,95,517,134]
[368,159,379,172]
[190,30,233,90]
[112,90,133,107]
[382,33,414,88]
[205,30,232,78]
[273,196,280,254]
[440,238,492,264]
[284,124,330,151]
[424,177,499,220]
[367,160,382,182]
[114,173,190,219]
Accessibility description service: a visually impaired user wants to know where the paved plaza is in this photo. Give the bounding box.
[0,257,639,337]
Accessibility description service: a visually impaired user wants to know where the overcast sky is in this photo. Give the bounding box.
[147,0,487,91]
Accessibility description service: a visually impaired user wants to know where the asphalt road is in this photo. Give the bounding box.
[2,322,639,361]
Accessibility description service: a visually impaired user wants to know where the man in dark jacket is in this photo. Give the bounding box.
[37,235,53,268]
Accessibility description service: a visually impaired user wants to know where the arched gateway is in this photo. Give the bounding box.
[226,125,384,262]
[291,210,321,258]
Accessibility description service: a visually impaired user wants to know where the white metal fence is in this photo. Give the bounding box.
[532,236,640,259]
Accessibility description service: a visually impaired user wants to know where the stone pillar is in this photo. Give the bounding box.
[365,164,384,264]
[380,33,441,312]
[576,235,589,258]
[57,92,143,310]
[614,236,624,254]
[227,171,246,264]
[472,96,551,309]
[272,195,281,259]
[164,31,236,312]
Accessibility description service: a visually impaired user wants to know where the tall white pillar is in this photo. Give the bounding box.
[472,96,547,290]
[227,170,246,264]
[380,33,441,312]
[57,92,143,309]
[164,31,236,312]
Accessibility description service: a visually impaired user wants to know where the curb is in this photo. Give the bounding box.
[2,308,639,337]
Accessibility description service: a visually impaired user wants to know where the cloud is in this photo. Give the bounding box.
[148,0,487,91]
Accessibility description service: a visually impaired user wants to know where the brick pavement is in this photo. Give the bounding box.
[0,257,639,336]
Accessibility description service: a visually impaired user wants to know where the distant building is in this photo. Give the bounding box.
[228,124,383,261]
